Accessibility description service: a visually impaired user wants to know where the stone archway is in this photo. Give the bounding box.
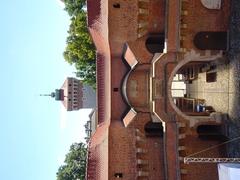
[167,54,223,121]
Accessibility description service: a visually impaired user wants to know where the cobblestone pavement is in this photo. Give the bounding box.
[226,0,240,157]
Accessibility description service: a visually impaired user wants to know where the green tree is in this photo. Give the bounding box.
[63,0,86,17]
[63,0,96,88]
[56,142,87,180]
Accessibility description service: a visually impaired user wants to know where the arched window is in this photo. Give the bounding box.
[144,121,163,137]
[193,32,227,50]
[145,33,165,54]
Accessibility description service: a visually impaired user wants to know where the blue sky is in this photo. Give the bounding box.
[0,1,91,179]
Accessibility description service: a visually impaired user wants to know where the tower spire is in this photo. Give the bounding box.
[40,92,56,98]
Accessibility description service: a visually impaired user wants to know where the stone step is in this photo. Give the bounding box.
[179,156,184,162]
[138,21,149,28]
[181,10,188,16]
[180,36,186,41]
[139,8,149,15]
[178,146,186,151]
[137,159,148,165]
[136,148,147,153]
[178,122,186,128]
[137,171,149,177]
[135,129,145,137]
[179,134,186,139]
[179,48,186,53]
[138,27,148,38]
[136,135,146,142]
[181,24,188,29]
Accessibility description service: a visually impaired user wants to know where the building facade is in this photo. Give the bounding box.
[86,0,231,179]
[50,77,96,111]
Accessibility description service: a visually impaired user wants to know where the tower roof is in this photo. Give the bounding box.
[40,89,64,101]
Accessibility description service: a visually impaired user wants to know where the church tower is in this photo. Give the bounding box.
[46,77,96,111]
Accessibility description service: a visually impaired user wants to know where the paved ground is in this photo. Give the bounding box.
[226,0,240,157]
[187,62,231,114]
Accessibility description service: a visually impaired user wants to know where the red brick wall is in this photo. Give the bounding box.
[180,0,230,52]
[111,55,129,120]
[130,113,166,180]
[148,0,165,33]
[109,114,165,180]
[109,0,138,42]
[127,37,153,64]
[109,122,136,180]
[128,112,152,133]
[147,137,165,180]
[108,0,166,65]
[181,135,226,180]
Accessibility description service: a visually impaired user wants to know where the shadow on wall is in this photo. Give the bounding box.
[144,121,163,137]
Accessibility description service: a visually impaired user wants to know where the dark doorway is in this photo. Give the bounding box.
[197,125,226,140]
[145,33,165,54]
[144,121,163,137]
[193,32,227,50]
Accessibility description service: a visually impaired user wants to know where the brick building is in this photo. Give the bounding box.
[49,77,96,111]
[86,0,231,179]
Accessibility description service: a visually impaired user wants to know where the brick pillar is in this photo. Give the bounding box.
[165,121,181,180]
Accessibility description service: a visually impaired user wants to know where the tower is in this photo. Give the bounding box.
[45,77,96,111]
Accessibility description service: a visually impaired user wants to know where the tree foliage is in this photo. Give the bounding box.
[63,0,96,88]
[56,142,87,180]
[64,0,86,17]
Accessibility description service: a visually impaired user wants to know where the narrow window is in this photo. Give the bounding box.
[113,3,120,8]
[113,88,119,92]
